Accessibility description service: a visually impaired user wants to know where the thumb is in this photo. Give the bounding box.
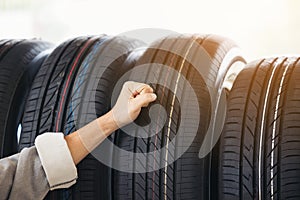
[133,93,157,108]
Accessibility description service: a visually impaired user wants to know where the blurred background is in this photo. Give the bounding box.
[0,0,299,61]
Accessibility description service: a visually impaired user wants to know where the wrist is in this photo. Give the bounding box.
[96,110,119,137]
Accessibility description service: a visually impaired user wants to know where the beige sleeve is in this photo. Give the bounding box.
[35,133,78,190]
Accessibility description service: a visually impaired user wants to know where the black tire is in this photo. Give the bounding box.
[112,34,246,200]
[0,40,21,61]
[19,35,143,200]
[63,36,145,200]
[19,36,106,199]
[219,57,300,200]
[0,39,52,158]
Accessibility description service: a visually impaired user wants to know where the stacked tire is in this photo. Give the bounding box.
[111,34,245,200]
[19,35,146,199]
[0,39,52,158]
[218,57,300,200]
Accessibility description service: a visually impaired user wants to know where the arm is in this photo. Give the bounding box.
[65,110,118,165]
[0,81,156,199]
[65,81,156,164]
[35,81,156,191]
[0,82,156,200]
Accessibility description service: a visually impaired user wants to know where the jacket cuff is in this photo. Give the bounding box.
[35,133,77,190]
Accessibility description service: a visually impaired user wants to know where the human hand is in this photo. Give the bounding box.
[111,81,157,128]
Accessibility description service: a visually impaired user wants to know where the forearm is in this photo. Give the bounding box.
[65,110,119,165]
[65,81,156,165]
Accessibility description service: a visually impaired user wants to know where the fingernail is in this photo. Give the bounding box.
[151,93,157,100]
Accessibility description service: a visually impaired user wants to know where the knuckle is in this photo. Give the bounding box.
[123,81,132,88]
[145,85,153,91]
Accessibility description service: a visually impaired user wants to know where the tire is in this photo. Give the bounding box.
[218,57,300,200]
[64,36,145,200]
[19,36,106,199]
[19,35,143,199]
[0,40,21,61]
[0,39,52,158]
[112,34,246,200]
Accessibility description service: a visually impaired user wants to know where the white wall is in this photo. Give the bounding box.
[1,0,299,61]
